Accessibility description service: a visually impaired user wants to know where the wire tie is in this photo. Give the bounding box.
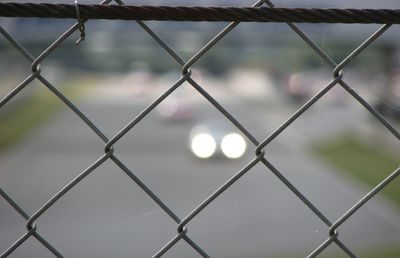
[75,0,85,44]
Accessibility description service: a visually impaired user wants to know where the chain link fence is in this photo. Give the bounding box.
[1,0,399,257]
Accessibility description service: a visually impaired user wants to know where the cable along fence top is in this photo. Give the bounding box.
[0,3,400,23]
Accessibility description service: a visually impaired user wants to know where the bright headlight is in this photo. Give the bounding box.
[191,133,217,159]
[221,133,247,159]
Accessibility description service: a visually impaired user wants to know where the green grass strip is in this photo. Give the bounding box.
[314,135,399,206]
[0,90,60,152]
[0,77,97,152]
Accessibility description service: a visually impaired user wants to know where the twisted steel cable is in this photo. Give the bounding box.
[0,3,400,23]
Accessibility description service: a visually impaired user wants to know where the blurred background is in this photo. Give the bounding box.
[0,1,399,257]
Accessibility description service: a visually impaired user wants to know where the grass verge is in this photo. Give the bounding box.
[0,90,60,152]
[0,77,96,152]
[314,134,399,205]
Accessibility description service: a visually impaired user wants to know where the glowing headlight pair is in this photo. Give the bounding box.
[190,133,246,159]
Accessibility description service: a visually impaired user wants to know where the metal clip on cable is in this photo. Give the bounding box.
[75,0,85,44]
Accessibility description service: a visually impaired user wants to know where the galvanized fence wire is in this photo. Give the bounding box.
[0,0,399,257]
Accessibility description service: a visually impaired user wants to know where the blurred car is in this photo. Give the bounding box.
[188,121,247,159]
[285,71,345,104]
[156,97,194,122]
[286,73,312,103]
[156,86,195,122]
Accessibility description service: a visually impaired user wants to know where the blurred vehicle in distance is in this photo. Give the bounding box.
[155,86,195,122]
[188,120,247,159]
[285,72,318,103]
[156,96,194,122]
[284,71,346,105]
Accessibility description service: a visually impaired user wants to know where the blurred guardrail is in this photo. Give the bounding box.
[0,1,399,257]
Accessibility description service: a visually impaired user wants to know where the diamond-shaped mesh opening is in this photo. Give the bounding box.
[112,83,255,214]
[176,162,331,258]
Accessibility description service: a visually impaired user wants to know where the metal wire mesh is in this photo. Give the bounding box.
[1,0,399,257]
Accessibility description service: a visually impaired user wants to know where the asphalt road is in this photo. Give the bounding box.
[1,93,400,258]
